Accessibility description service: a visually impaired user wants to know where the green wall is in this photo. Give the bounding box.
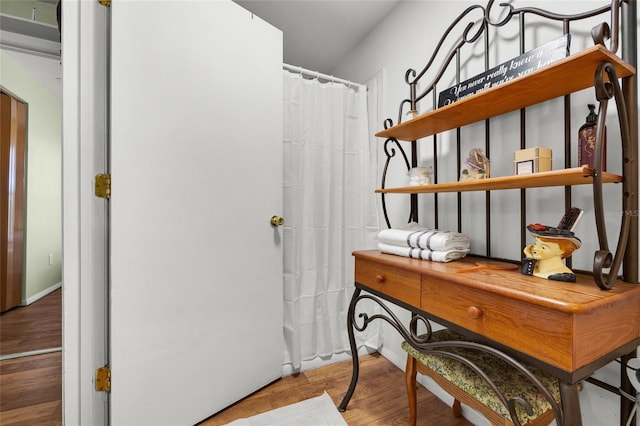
[0,1,58,26]
[1,50,62,301]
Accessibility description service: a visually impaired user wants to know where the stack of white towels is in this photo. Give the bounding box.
[378,222,470,263]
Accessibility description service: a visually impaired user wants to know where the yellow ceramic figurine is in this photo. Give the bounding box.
[522,223,582,282]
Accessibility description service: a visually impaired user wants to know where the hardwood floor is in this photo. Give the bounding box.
[1,288,62,355]
[0,352,470,426]
[200,353,472,426]
[0,352,62,425]
[0,290,472,425]
[0,289,63,425]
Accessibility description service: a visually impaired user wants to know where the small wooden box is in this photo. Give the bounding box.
[514,147,552,175]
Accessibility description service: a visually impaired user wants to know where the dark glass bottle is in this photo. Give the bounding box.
[578,104,606,170]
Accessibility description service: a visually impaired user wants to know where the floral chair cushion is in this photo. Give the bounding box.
[402,329,561,425]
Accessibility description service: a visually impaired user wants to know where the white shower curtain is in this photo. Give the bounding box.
[282,70,381,371]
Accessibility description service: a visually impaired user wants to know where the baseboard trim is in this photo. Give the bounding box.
[22,281,62,306]
[0,347,62,361]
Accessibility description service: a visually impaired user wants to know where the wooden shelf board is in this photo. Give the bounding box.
[376,45,635,141]
[375,167,623,194]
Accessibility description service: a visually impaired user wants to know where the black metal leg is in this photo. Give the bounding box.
[560,381,583,426]
[621,351,638,426]
[338,287,362,411]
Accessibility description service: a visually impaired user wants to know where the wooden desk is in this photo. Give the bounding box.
[339,250,640,425]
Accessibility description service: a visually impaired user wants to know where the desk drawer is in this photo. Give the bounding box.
[422,277,573,370]
[355,258,420,306]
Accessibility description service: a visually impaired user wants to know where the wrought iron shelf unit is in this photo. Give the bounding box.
[341,2,640,425]
[376,166,623,194]
[375,45,635,142]
[376,21,637,290]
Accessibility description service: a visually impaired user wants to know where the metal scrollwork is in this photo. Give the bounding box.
[417,341,564,425]
[485,0,514,27]
[404,69,417,86]
[378,0,623,230]
[381,134,413,228]
[351,293,434,349]
[342,290,564,424]
[592,22,612,48]
[410,4,486,105]
[381,118,414,226]
[592,62,632,290]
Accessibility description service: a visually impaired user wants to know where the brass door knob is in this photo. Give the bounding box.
[270,215,284,227]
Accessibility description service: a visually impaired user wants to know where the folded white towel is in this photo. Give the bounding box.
[378,242,469,263]
[378,223,470,251]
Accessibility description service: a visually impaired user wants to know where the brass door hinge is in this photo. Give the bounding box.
[95,174,111,199]
[95,366,111,392]
[98,0,111,6]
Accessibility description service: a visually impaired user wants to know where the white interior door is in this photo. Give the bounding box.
[109,2,283,424]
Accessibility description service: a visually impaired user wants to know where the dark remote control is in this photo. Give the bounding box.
[557,207,583,231]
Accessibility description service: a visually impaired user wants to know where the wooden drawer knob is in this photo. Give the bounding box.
[467,306,483,319]
[375,275,385,283]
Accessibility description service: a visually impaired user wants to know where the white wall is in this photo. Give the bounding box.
[333,1,638,424]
